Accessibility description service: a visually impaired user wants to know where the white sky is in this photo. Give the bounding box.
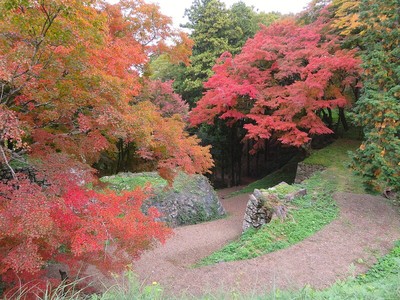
[108,0,312,28]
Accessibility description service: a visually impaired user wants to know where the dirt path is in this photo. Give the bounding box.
[133,191,400,297]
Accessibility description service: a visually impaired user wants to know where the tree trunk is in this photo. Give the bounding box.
[256,151,259,177]
[237,148,242,185]
[230,127,235,187]
[339,107,349,131]
[116,138,123,173]
[221,149,225,185]
[247,140,251,177]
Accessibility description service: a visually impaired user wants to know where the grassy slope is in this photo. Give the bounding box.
[197,139,364,266]
[303,139,365,194]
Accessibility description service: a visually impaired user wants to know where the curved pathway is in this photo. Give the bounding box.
[133,191,400,297]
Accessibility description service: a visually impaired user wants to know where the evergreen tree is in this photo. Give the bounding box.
[351,0,400,193]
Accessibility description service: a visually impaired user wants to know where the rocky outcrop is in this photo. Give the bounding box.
[242,182,307,232]
[295,162,326,183]
[103,172,226,227]
[146,173,225,227]
[147,173,225,227]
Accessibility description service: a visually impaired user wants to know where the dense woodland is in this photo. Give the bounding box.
[0,0,399,295]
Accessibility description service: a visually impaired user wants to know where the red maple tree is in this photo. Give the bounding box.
[190,20,361,149]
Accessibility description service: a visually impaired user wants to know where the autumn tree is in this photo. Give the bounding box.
[350,0,400,193]
[190,20,361,154]
[0,0,212,294]
[137,80,189,119]
[154,0,283,186]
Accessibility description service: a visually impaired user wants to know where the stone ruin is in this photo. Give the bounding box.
[242,182,307,232]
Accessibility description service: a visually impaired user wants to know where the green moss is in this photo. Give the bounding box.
[260,182,298,200]
[177,202,209,225]
[100,172,204,195]
[100,172,168,192]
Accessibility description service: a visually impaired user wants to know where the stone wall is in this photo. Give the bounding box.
[144,173,226,227]
[242,182,307,232]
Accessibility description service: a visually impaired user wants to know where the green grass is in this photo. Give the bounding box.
[100,172,168,192]
[99,172,204,195]
[303,139,366,194]
[230,139,365,196]
[303,139,361,169]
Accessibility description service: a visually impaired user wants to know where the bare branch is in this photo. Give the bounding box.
[0,145,17,181]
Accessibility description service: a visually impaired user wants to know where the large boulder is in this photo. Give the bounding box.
[101,172,225,227]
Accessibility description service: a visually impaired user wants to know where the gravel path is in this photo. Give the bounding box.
[133,191,400,297]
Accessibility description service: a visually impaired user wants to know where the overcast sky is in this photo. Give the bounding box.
[108,0,311,28]
[153,0,311,27]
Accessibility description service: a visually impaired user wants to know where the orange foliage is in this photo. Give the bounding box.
[0,0,210,294]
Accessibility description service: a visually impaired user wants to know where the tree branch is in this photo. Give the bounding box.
[0,145,17,181]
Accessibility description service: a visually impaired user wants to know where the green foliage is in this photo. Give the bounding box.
[91,270,164,300]
[357,241,400,284]
[177,0,281,106]
[196,174,338,266]
[350,0,400,193]
[149,54,185,82]
[179,0,234,105]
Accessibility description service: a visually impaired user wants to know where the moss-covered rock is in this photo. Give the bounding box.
[101,172,226,227]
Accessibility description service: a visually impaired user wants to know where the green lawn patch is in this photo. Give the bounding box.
[304,139,366,194]
[99,171,202,195]
[100,172,168,192]
[303,138,361,169]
